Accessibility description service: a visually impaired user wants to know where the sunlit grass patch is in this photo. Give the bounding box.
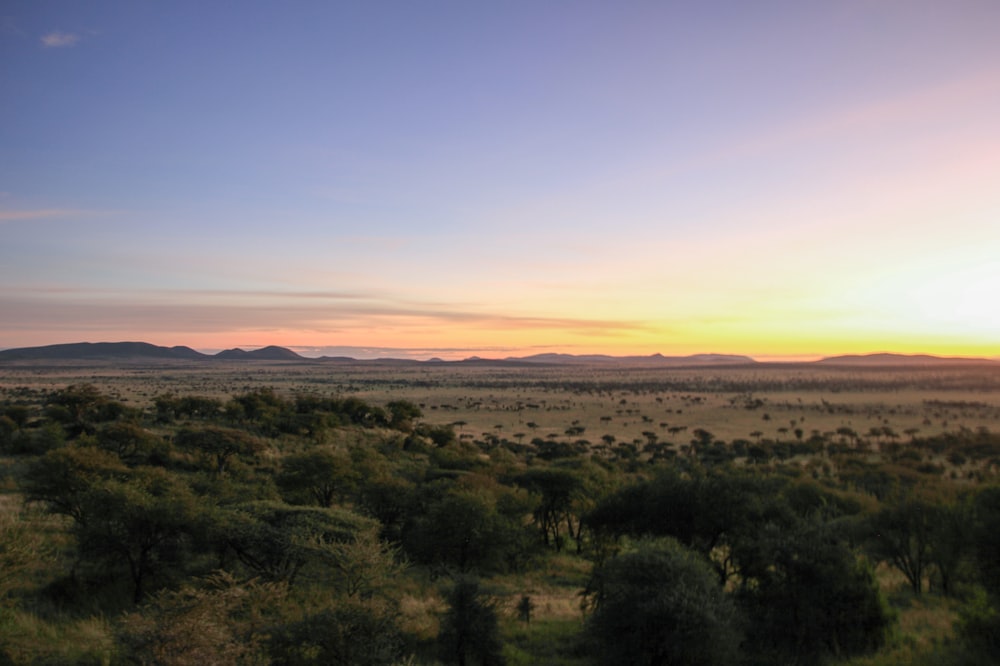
[0,609,114,665]
[502,617,588,666]
[843,590,961,666]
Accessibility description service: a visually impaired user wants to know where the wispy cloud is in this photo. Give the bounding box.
[0,289,650,340]
[40,31,80,48]
[0,209,111,223]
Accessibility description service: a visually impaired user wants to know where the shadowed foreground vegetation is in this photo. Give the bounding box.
[0,366,999,664]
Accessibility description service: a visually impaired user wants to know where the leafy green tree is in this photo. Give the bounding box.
[77,467,203,603]
[971,485,1000,598]
[94,421,166,465]
[174,426,265,476]
[276,447,356,507]
[44,383,130,437]
[356,475,415,542]
[0,415,17,451]
[950,486,1000,660]
[386,400,422,432]
[2,420,65,455]
[927,494,973,596]
[22,445,127,523]
[865,497,936,594]
[437,576,505,666]
[219,502,378,585]
[415,422,457,447]
[26,448,203,604]
[268,597,404,666]
[306,526,407,599]
[513,467,583,551]
[584,538,743,666]
[117,571,287,665]
[736,522,891,664]
[403,487,528,573]
[226,388,289,435]
[153,393,223,424]
[585,471,780,581]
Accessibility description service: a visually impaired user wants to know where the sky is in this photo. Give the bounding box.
[2,1,999,360]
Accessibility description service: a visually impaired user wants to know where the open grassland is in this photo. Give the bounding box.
[3,360,999,456]
[1,359,999,664]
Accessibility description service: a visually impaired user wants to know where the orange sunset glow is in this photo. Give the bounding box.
[2,3,998,361]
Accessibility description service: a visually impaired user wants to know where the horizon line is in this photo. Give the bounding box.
[1,340,998,364]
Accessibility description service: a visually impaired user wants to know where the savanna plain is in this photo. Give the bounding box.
[2,358,1000,664]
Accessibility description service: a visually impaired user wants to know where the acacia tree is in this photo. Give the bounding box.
[85,468,202,603]
[277,447,356,507]
[584,538,742,666]
[23,445,127,524]
[437,576,505,666]
[117,571,287,666]
[513,467,583,551]
[24,448,202,603]
[736,522,890,662]
[865,497,937,594]
[218,501,378,586]
[403,487,532,573]
[174,426,265,476]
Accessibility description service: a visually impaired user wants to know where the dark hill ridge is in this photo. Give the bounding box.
[0,341,207,361]
[506,353,756,366]
[0,342,303,362]
[815,353,997,366]
[214,345,306,361]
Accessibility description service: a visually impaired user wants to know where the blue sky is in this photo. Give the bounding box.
[3,2,999,358]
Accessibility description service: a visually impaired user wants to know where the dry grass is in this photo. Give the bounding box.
[4,361,999,453]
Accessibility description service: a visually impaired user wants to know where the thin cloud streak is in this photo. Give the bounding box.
[0,208,125,224]
[40,31,80,48]
[0,295,649,336]
[0,209,95,222]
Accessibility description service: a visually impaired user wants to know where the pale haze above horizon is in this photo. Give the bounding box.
[2,2,999,361]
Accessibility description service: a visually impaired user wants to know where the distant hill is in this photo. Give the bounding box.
[0,341,207,361]
[0,343,755,366]
[0,342,304,362]
[507,353,756,367]
[214,345,305,361]
[815,353,997,366]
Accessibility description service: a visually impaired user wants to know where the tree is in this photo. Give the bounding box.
[94,421,165,465]
[307,526,406,599]
[953,486,1000,661]
[25,451,204,604]
[584,538,743,666]
[385,400,422,432]
[84,468,204,603]
[865,497,936,594]
[117,571,287,665]
[44,384,130,437]
[219,502,377,586]
[585,471,777,582]
[737,522,891,663]
[403,487,530,573]
[22,445,128,525]
[174,426,265,476]
[437,576,505,666]
[513,467,583,551]
[269,597,404,666]
[277,448,356,507]
[516,595,534,627]
[971,485,1000,599]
